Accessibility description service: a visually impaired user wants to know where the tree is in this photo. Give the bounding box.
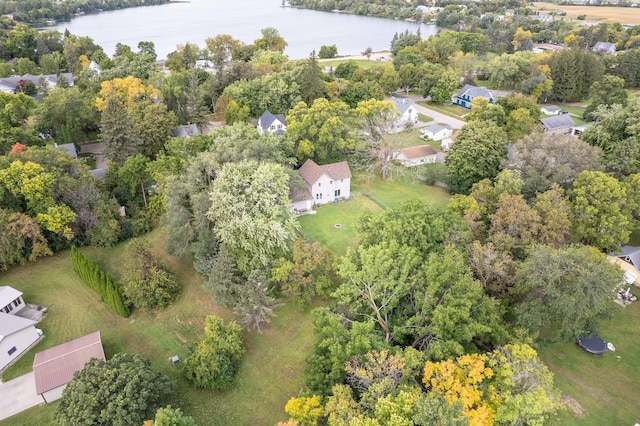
[286,98,356,162]
[254,27,288,52]
[487,53,531,89]
[569,171,631,250]
[122,238,180,311]
[99,94,142,165]
[362,47,373,60]
[224,100,250,125]
[446,121,509,194]
[55,353,172,426]
[354,98,401,179]
[513,244,622,341]
[207,160,299,274]
[34,87,97,143]
[285,396,324,425]
[183,316,244,390]
[584,75,628,121]
[504,108,537,141]
[505,132,603,198]
[147,406,197,426]
[233,269,282,332]
[319,44,338,59]
[0,209,51,270]
[298,51,326,106]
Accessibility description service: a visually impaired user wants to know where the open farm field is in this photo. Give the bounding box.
[533,2,640,24]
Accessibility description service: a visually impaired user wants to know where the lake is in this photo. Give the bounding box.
[50,0,439,59]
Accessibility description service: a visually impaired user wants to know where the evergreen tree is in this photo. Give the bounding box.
[99,95,142,166]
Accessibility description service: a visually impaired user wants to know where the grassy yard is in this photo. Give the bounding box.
[351,173,451,209]
[319,58,378,69]
[0,230,314,426]
[539,290,640,425]
[298,194,382,255]
[417,101,468,120]
[388,128,443,151]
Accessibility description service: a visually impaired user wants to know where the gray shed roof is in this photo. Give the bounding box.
[424,123,452,133]
[593,41,616,53]
[615,245,640,269]
[541,105,561,112]
[55,143,78,159]
[541,114,575,130]
[0,286,22,309]
[0,312,36,340]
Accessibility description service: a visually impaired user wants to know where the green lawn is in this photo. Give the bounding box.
[351,173,451,209]
[539,290,640,425]
[418,113,433,123]
[319,58,377,69]
[0,230,314,426]
[298,194,381,255]
[417,101,468,120]
[389,128,443,151]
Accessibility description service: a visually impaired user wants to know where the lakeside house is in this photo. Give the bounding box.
[0,73,74,94]
[257,111,287,136]
[390,96,418,131]
[452,85,495,109]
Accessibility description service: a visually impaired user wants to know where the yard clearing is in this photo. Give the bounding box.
[0,229,314,426]
[533,2,640,24]
[539,289,640,425]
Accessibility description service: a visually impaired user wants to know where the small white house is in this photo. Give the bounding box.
[540,105,563,116]
[0,286,25,315]
[592,41,616,55]
[257,110,286,135]
[33,331,105,403]
[0,312,41,371]
[541,115,576,135]
[298,159,351,206]
[390,96,418,131]
[394,145,437,167]
[420,123,453,141]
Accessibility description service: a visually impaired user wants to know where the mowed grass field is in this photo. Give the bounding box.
[540,290,640,425]
[0,230,314,426]
[533,2,640,24]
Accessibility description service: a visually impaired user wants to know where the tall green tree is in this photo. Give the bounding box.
[100,95,142,165]
[55,353,172,426]
[298,51,326,106]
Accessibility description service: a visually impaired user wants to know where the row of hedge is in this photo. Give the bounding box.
[70,246,129,317]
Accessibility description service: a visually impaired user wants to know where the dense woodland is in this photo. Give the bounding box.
[1,1,640,424]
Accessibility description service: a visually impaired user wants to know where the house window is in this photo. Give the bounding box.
[329,180,332,185]
[8,346,16,356]
[316,193,322,200]
[6,303,12,312]
[334,189,341,197]
[270,125,275,130]
[277,124,282,129]
[341,179,343,183]
[318,182,321,187]
[13,299,20,307]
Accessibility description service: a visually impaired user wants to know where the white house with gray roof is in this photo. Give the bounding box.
[257,110,286,135]
[0,73,74,94]
[452,85,495,109]
[0,312,41,372]
[592,41,616,55]
[297,159,351,206]
[390,96,418,131]
[420,123,452,141]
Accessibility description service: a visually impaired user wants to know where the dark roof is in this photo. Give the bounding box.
[172,124,199,137]
[399,144,437,160]
[390,96,414,114]
[33,331,105,394]
[258,110,286,129]
[289,187,313,203]
[541,105,561,112]
[298,159,351,185]
[541,115,575,130]
[456,84,493,100]
[0,312,36,340]
[424,123,452,134]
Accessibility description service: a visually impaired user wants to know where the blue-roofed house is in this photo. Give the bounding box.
[452,85,495,109]
[257,110,286,136]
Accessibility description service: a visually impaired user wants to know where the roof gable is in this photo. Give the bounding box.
[457,84,493,100]
[259,110,286,129]
[0,312,36,340]
[0,286,22,308]
[33,331,105,394]
[298,159,351,185]
[390,96,414,114]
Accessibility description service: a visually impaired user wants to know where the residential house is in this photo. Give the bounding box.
[88,61,101,74]
[532,43,566,53]
[0,313,41,371]
[297,159,351,206]
[54,143,78,159]
[531,14,554,23]
[0,286,25,315]
[505,8,515,16]
[172,123,200,138]
[257,110,286,135]
[33,331,106,403]
[540,105,564,115]
[390,96,418,130]
[571,123,589,136]
[0,73,74,94]
[540,115,576,134]
[592,41,616,55]
[290,186,314,213]
[394,145,437,167]
[452,85,495,109]
[609,245,640,286]
[420,123,452,141]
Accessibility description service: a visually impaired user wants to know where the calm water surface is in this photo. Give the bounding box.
[51,0,439,59]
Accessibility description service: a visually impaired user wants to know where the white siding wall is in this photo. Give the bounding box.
[0,326,40,370]
[42,384,66,403]
[310,174,351,205]
[397,154,437,167]
[292,199,313,212]
[1,296,24,314]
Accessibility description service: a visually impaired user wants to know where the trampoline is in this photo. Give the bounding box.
[577,335,607,355]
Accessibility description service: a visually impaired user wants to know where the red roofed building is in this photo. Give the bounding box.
[33,331,105,403]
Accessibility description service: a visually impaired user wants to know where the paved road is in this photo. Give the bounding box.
[0,372,44,421]
[413,103,466,130]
